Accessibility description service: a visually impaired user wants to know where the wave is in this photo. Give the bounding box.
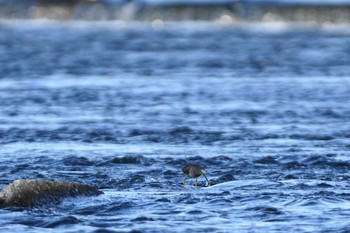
[1,125,350,145]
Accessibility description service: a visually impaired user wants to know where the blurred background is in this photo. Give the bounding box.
[0,0,350,23]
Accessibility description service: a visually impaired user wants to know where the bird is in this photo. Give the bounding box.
[182,163,209,188]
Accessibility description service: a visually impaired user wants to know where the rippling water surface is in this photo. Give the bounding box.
[0,21,350,233]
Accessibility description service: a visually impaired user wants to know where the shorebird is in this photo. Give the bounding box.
[182,163,209,188]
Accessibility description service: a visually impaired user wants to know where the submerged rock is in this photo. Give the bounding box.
[0,179,103,208]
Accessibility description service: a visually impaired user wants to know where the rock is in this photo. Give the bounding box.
[0,179,103,208]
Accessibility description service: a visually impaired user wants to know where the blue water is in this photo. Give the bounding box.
[0,21,350,232]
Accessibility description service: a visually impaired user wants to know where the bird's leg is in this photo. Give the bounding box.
[195,178,198,187]
[183,177,187,188]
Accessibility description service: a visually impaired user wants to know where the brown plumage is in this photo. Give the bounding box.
[182,164,209,187]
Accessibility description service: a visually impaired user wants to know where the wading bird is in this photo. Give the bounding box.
[182,164,209,188]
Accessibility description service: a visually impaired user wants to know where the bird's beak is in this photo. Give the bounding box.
[202,173,210,186]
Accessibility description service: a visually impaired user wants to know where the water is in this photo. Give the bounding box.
[0,21,350,232]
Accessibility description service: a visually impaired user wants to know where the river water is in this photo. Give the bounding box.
[0,21,350,232]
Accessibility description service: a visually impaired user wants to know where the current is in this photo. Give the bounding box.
[0,20,350,232]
